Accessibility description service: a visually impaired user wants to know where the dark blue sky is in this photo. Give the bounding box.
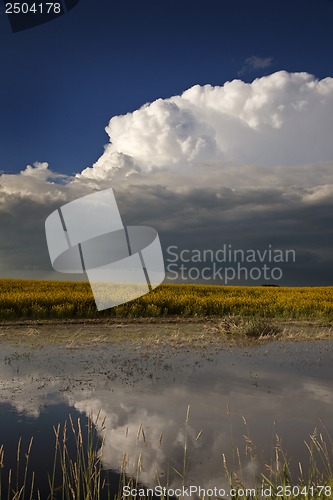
[1,0,333,175]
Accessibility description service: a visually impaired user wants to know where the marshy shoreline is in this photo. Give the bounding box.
[0,316,332,347]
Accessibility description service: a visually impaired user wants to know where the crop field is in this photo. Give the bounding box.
[0,279,332,320]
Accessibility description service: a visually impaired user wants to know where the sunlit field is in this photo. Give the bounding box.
[0,280,332,320]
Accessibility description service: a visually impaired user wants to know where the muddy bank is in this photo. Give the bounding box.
[0,317,332,348]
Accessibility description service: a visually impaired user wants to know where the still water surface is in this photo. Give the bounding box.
[0,338,333,496]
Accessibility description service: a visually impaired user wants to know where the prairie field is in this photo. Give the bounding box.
[0,279,332,320]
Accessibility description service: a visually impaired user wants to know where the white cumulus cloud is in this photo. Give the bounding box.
[79,71,333,180]
[1,71,333,284]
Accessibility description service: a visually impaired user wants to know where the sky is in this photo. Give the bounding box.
[0,0,333,286]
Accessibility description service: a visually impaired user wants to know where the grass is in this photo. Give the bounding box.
[222,421,333,500]
[0,413,110,500]
[0,280,333,321]
[1,410,333,499]
[210,316,283,339]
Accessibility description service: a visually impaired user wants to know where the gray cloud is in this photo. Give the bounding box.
[1,72,333,285]
[238,55,273,75]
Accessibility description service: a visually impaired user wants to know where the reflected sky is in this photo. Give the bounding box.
[1,340,333,490]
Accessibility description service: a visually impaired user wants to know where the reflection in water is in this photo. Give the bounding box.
[0,402,124,499]
[0,340,333,492]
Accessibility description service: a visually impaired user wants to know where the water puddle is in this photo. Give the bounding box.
[1,338,333,496]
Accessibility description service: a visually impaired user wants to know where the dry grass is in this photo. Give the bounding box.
[210,316,282,339]
[1,410,333,499]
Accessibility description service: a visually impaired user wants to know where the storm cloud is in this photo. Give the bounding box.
[1,71,333,285]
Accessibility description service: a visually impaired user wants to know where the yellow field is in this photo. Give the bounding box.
[0,279,332,320]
